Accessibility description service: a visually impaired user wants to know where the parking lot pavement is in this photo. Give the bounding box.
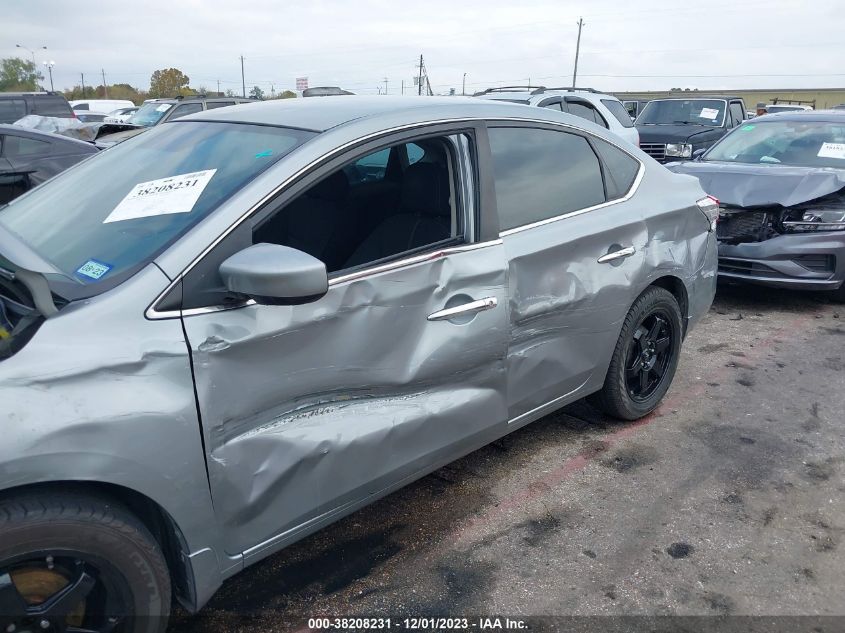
[172,283,845,632]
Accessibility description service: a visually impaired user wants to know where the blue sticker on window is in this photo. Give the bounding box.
[255,150,273,158]
[76,259,112,280]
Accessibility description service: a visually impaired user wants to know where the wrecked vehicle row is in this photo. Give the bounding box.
[0,96,717,631]
[668,110,845,300]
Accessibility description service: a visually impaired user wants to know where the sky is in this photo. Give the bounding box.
[4,0,845,96]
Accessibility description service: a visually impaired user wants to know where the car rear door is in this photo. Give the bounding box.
[175,124,510,557]
[483,122,647,424]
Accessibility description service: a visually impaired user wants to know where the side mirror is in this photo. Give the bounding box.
[692,148,706,160]
[219,243,328,306]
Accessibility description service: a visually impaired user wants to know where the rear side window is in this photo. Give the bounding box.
[206,101,236,109]
[601,99,635,128]
[592,138,640,200]
[168,103,203,120]
[488,127,606,231]
[33,97,73,118]
[3,135,51,158]
[566,102,608,128]
[0,99,27,124]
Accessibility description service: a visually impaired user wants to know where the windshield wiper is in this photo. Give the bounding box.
[672,121,694,125]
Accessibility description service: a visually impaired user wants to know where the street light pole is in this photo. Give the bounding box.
[462,72,467,96]
[43,61,55,91]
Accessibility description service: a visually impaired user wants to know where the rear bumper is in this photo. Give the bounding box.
[717,232,845,291]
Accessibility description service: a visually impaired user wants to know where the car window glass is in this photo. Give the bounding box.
[567,101,607,128]
[407,143,425,165]
[0,99,27,124]
[0,122,315,295]
[592,137,640,200]
[206,101,236,109]
[168,103,203,120]
[488,126,606,231]
[4,135,51,158]
[72,104,90,111]
[343,147,391,184]
[34,98,72,117]
[602,99,635,128]
[729,102,745,127]
[541,102,563,111]
[253,136,462,278]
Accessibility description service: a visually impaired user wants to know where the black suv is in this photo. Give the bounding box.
[635,96,747,162]
[0,92,74,124]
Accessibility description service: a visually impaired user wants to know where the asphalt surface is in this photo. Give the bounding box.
[172,283,845,632]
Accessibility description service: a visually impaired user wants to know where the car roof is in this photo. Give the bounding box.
[0,92,65,98]
[749,109,845,123]
[648,96,742,102]
[179,95,558,132]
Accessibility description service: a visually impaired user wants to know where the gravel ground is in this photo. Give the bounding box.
[171,283,845,632]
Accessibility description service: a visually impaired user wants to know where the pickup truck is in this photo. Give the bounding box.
[635,96,747,163]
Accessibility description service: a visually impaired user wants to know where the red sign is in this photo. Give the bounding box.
[296,77,308,91]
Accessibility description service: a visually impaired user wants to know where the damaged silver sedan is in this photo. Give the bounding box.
[0,96,716,631]
[668,109,845,300]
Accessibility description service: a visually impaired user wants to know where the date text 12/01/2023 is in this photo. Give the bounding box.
[307,617,529,630]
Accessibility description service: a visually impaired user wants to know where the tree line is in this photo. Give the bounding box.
[0,58,296,103]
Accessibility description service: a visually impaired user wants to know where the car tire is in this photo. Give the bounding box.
[0,490,171,633]
[590,286,684,420]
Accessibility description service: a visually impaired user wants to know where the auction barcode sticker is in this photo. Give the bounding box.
[104,169,217,223]
[818,142,845,160]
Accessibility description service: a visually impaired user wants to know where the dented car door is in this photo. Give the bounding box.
[180,129,510,557]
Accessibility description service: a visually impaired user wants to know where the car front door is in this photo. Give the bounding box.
[484,122,647,423]
[177,126,510,557]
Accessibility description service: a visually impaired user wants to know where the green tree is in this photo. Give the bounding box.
[148,68,190,98]
[277,90,296,99]
[249,85,264,100]
[0,57,43,91]
[224,88,236,97]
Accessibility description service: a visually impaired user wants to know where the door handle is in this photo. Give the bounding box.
[427,297,498,321]
[597,246,636,264]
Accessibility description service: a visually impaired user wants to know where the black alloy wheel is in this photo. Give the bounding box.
[590,286,684,420]
[0,552,131,632]
[624,311,674,402]
[0,492,171,633]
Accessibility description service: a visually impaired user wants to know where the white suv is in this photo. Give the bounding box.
[475,86,640,147]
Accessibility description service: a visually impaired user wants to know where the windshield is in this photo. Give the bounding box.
[127,102,174,126]
[0,121,315,298]
[703,120,845,168]
[637,99,726,126]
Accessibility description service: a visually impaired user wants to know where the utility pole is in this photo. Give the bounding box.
[383,77,389,95]
[102,69,108,98]
[81,73,86,98]
[462,72,467,96]
[240,56,246,97]
[572,17,584,87]
[418,54,424,96]
[271,82,275,98]
[217,79,220,96]
[401,79,404,95]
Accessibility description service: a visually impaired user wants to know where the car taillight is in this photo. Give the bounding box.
[696,195,719,231]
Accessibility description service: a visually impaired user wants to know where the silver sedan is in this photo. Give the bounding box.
[0,96,716,631]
